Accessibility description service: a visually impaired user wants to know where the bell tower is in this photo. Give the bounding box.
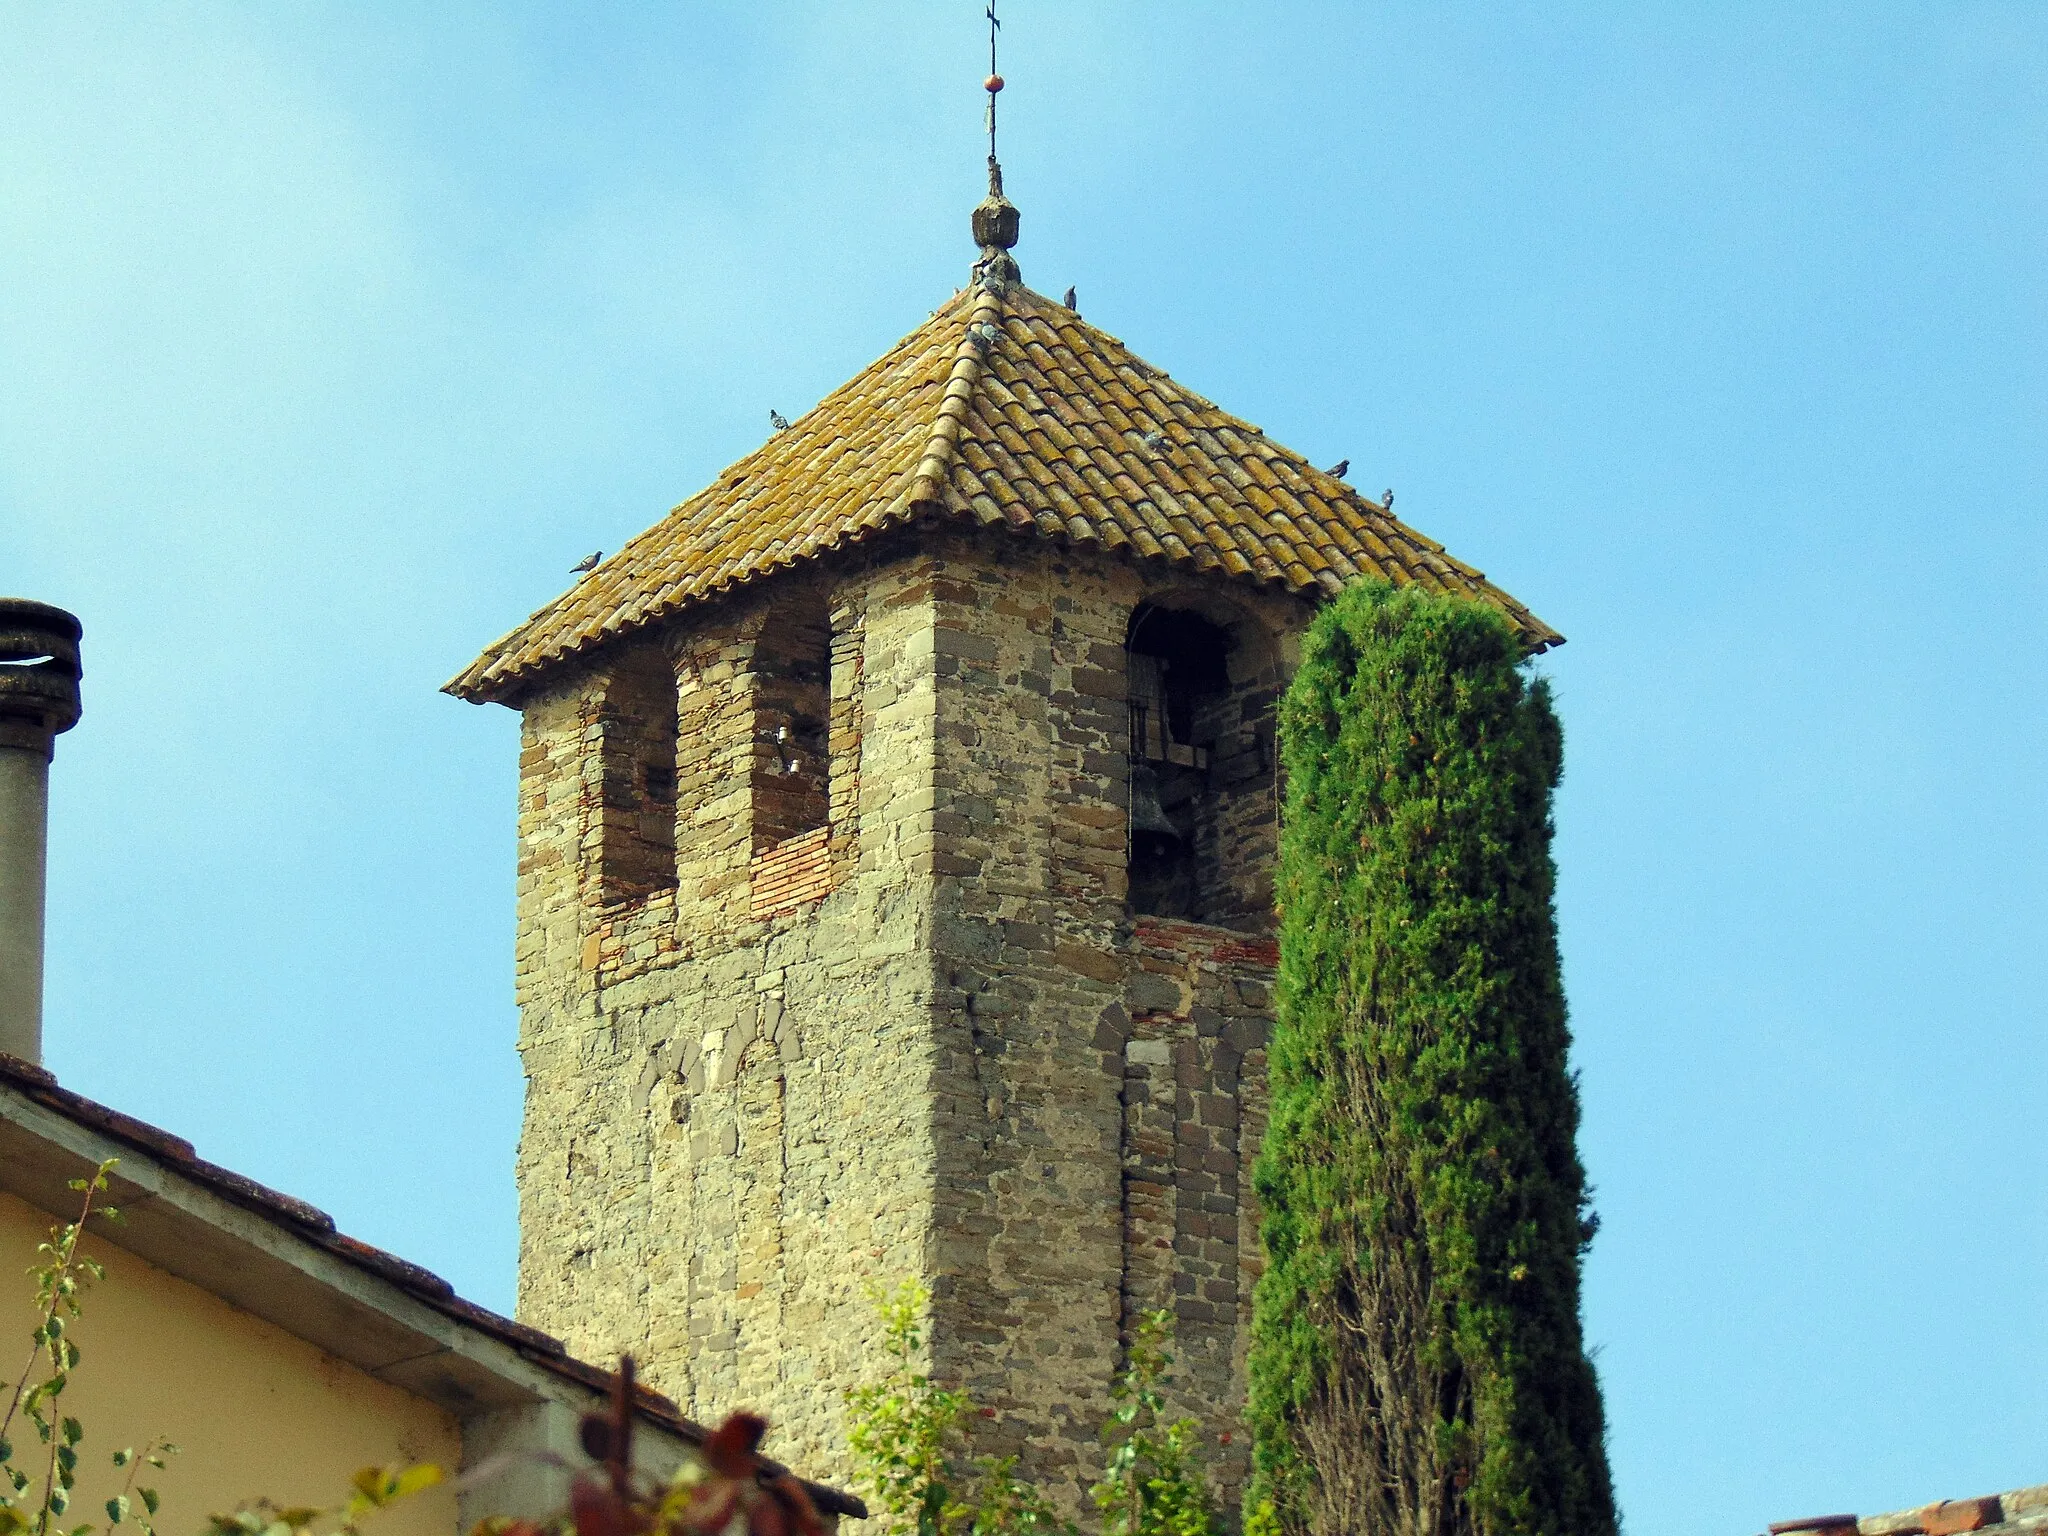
[450,177,1558,1510]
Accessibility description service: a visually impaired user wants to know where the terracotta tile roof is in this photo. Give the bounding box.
[0,1052,864,1520]
[449,280,1561,703]
[1767,1485,2048,1535]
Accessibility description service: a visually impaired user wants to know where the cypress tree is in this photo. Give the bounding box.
[1245,582,1615,1536]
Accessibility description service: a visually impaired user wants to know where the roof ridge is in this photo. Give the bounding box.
[904,282,1003,513]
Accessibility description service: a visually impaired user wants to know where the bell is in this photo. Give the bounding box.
[1129,760,1182,861]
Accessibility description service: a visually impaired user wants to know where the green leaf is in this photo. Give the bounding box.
[0,1436,10,1464]
[137,1492,157,1517]
[63,1342,79,1370]
[387,1466,442,1501]
[109,1453,129,1470]
[106,1496,129,1526]
[50,1485,69,1515]
[61,1419,82,1447]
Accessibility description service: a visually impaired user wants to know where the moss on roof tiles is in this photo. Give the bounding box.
[448,281,1559,702]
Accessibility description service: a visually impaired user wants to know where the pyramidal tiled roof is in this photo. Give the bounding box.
[449,277,1560,702]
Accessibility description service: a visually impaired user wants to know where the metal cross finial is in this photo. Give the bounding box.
[970,0,1020,282]
[985,1,1002,164]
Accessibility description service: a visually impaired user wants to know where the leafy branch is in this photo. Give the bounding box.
[0,1159,175,1536]
[1089,1312,1215,1536]
[843,1280,971,1536]
[103,1441,173,1536]
[205,1463,445,1536]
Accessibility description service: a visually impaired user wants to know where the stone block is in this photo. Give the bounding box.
[1125,972,1186,1013]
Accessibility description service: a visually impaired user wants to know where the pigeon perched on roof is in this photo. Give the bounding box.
[1324,458,1349,478]
[1063,286,1078,311]
[1139,429,1167,454]
[1382,487,1395,512]
[571,552,601,574]
[768,409,791,432]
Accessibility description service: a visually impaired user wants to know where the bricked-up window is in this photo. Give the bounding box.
[752,600,832,851]
[595,644,679,903]
[1126,602,1279,928]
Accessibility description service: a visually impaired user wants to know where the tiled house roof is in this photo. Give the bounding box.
[1769,1485,2048,1535]
[448,280,1561,703]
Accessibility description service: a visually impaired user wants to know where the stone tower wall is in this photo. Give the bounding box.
[508,524,1311,1518]
[916,527,1302,1515]
[511,547,947,1479]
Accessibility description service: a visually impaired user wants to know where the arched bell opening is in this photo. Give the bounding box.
[752,597,833,852]
[593,642,681,905]
[1125,599,1280,928]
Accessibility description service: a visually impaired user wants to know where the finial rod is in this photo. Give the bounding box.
[985,1,1002,164]
[971,0,1019,283]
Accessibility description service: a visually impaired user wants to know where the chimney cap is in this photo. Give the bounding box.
[0,598,83,744]
[0,599,82,646]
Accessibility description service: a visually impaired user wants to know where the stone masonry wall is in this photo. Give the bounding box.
[1118,916,1279,1507]
[917,526,1306,1522]
[511,548,946,1481]
[508,522,1313,1520]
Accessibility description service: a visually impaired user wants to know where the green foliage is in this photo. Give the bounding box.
[0,1161,177,1536]
[1246,582,1616,1536]
[843,1280,972,1536]
[205,1461,444,1536]
[845,1285,1226,1536]
[960,1456,1069,1536]
[1088,1312,1216,1536]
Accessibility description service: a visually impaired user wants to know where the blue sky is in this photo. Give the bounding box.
[3,4,2043,1531]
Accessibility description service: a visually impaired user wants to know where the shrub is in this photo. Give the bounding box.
[844,1287,1221,1536]
[843,1280,972,1535]
[1088,1311,1216,1536]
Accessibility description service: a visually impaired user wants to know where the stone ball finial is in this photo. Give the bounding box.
[0,599,83,756]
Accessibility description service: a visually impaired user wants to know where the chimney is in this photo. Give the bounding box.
[0,599,83,1065]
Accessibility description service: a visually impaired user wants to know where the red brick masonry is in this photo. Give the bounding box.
[750,827,834,920]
